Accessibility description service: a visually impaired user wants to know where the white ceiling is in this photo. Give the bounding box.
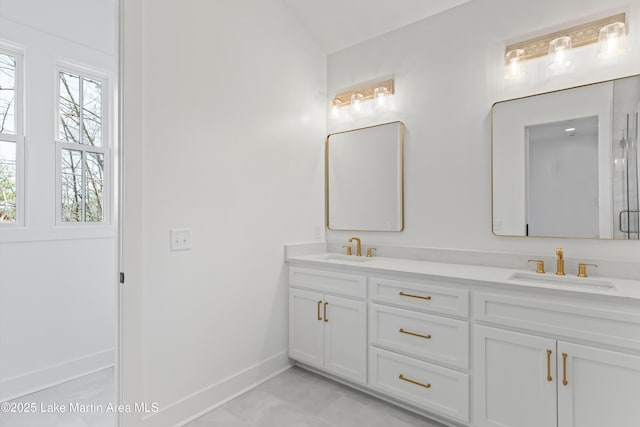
[281,0,474,54]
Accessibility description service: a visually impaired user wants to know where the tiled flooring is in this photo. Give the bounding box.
[185,366,445,427]
[0,368,115,427]
[1,366,445,427]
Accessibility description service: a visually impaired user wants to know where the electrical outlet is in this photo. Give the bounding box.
[170,228,192,251]
[313,224,322,240]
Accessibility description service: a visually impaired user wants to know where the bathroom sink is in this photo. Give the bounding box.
[509,272,615,290]
[316,254,373,263]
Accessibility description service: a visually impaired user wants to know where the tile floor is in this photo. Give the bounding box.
[0,368,115,427]
[184,366,446,427]
[0,366,445,427]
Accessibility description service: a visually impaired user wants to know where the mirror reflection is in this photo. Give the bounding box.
[492,75,640,239]
[326,121,404,231]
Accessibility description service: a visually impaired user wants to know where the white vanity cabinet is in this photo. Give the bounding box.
[287,255,640,427]
[288,267,367,384]
[474,293,640,427]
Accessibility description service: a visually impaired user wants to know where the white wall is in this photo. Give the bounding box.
[327,0,640,261]
[121,0,326,425]
[0,0,116,401]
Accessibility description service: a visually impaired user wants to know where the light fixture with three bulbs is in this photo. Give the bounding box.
[329,79,394,120]
[504,13,628,80]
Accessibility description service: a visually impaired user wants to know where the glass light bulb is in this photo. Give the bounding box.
[373,86,389,110]
[548,36,572,71]
[329,99,341,119]
[351,93,364,115]
[504,49,526,80]
[596,22,626,59]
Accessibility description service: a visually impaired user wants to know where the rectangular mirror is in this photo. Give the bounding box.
[326,121,404,231]
[492,75,640,239]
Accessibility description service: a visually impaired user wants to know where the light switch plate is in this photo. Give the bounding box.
[170,228,192,251]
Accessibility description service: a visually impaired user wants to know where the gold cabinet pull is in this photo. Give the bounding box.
[399,291,431,301]
[546,349,553,382]
[399,374,431,389]
[562,352,568,386]
[399,328,431,340]
[324,302,328,322]
[317,300,322,321]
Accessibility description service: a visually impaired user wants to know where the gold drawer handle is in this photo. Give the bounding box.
[399,328,431,340]
[562,352,568,386]
[399,291,431,301]
[546,349,553,382]
[317,300,322,321]
[399,374,431,389]
[324,302,328,322]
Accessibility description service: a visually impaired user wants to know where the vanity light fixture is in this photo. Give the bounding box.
[504,13,627,79]
[329,79,395,118]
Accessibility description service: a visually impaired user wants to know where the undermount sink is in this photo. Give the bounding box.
[317,254,373,263]
[509,272,615,290]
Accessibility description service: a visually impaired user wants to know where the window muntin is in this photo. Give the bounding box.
[57,68,107,224]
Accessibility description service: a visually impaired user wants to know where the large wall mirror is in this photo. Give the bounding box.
[326,121,404,231]
[492,75,640,239]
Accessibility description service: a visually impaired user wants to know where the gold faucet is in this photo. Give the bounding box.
[349,237,362,256]
[577,263,598,278]
[528,259,545,274]
[555,248,565,276]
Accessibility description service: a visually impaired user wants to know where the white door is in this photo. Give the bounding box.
[289,288,324,369]
[474,326,557,427]
[323,294,367,384]
[557,341,640,427]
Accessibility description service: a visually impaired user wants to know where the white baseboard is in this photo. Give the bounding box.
[140,351,292,427]
[0,349,115,402]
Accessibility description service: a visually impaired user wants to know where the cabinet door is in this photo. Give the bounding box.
[323,294,367,384]
[289,288,324,369]
[474,326,557,427]
[558,342,640,427]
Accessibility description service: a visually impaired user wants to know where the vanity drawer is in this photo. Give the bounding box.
[369,277,469,317]
[474,292,640,351]
[370,304,469,369]
[289,267,366,298]
[369,347,469,423]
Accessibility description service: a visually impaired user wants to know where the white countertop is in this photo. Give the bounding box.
[286,252,640,301]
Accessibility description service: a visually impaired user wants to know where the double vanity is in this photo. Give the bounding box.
[286,243,640,427]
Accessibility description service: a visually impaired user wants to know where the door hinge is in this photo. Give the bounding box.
[119,272,125,284]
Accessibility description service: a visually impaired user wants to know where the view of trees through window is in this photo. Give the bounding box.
[59,71,104,222]
[0,52,17,223]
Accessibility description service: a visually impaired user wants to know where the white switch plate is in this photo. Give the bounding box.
[170,228,192,251]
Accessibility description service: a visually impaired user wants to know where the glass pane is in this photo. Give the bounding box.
[0,139,16,222]
[59,72,80,143]
[0,53,16,134]
[82,78,102,146]
[61,149,82,222]
[85,152,103,222]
